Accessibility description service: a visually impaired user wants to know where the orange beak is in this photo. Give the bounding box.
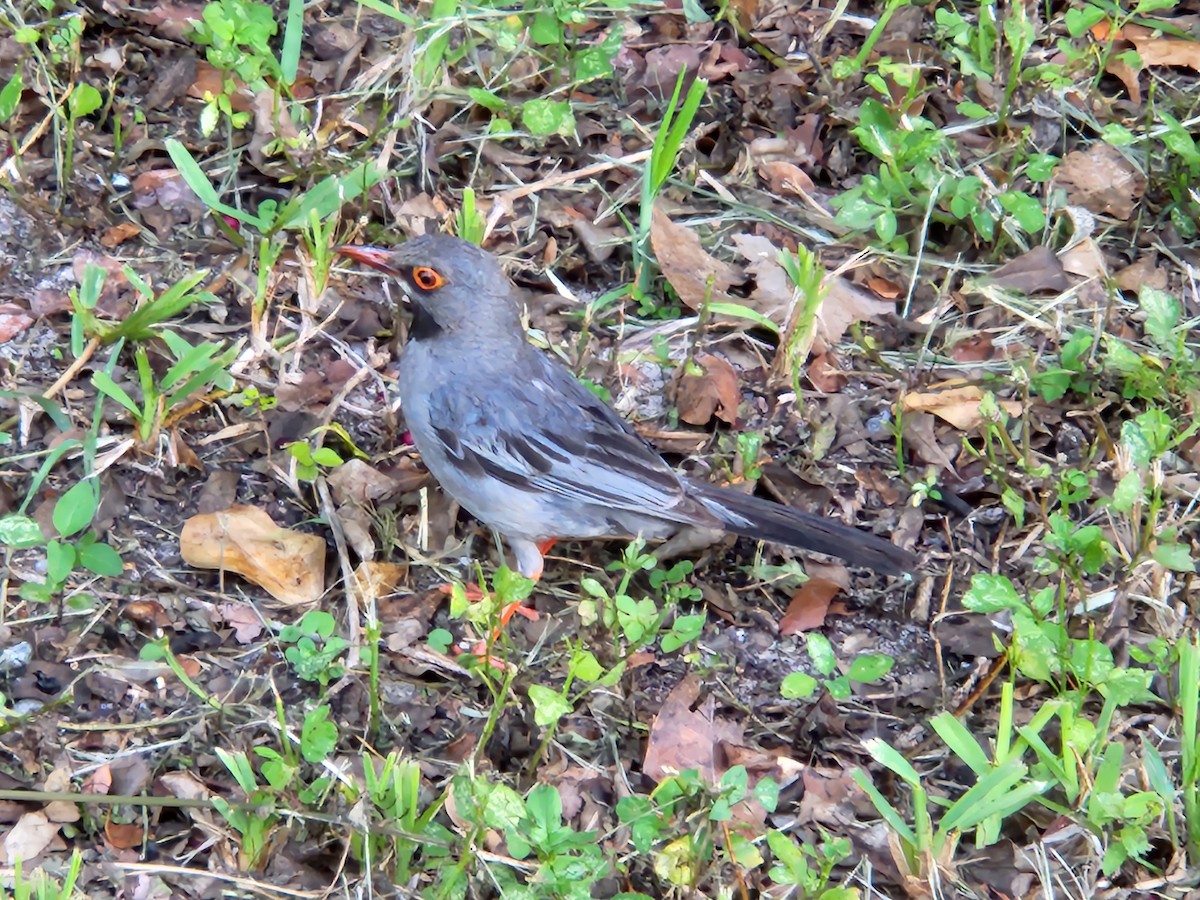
[337,245,399,275]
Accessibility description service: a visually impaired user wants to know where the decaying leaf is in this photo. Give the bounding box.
[643,675,742,784]
[733,234,899,355]
[902,382,1021,431]
[1053,144,1144,221]
[649,205,737,309]
[180,506,326,604]
[675,353,740,425]
[779,577,842,635]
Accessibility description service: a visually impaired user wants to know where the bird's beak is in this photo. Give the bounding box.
[337,245,400,275]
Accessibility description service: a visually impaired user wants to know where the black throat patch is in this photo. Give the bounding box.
[407,300,443,341]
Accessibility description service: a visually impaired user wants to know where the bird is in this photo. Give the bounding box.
[338,234,916,582]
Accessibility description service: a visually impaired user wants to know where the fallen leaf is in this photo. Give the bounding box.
[216,602,265,643]
[1115,254,1167,292]
[902,382,1022,431]
[105,821,144,850]
[780,578,842,635]
[99,222,141,248]
[675,353,740,425]
[758,159,815,197]
[650,205,738,310]
[985,245,1069,294]
[1058,238,1107,280]
[0,307,34,342]
[644,676,743,784]
[180,506,326,604]
[733,234,898,355]
[947,334,995,363]
[1,811,59,863]
[1053,144,1144,220]
[806,350,846,392]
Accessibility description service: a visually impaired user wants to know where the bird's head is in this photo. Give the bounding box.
[338,234,521,339]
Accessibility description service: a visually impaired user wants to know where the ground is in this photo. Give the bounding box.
[1,0,1199,897]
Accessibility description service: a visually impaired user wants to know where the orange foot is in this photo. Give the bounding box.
[466,539,557,665]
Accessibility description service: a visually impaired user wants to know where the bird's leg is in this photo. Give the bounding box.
[467,538,556,664]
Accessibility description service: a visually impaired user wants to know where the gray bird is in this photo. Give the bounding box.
[339,235,915,580]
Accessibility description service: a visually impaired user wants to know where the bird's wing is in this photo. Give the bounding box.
[427,350,709,523]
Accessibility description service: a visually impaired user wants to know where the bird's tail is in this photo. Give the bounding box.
[689,481,916,575]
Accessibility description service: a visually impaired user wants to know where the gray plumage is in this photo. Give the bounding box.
[341,234,915,580]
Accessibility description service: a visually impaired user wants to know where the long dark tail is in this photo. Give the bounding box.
[689,481,916,575]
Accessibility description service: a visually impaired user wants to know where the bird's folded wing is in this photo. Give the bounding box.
[427,359,704,521]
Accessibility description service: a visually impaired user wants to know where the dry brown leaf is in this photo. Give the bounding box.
[0,307,34,343]
[758,159,815,197]
[99,222,141,248]
[1104,22,1200,75]
[1,811,59,863]
[643,676,743,784]
[1059,238,1108,280]
[1054,144,1145,220]
[807,350,847,393]
[986,245,1069,294]
[1115,254,1167,292]
[817,277,900,354]
[733,235,899,355]
[180,506,326,604]
[217,602,265,643]
[649,205,738,309]
[352,561,407,603]
[779,577,841,635]
[902,382,1022,431]
[327,459,413,506]
[947,334,996,363]
[675,353,740,425]
[105,821,144,850]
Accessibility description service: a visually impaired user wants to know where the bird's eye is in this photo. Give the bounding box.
[411,266,445,291]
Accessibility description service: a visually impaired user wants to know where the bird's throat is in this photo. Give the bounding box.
[408,300,443,341]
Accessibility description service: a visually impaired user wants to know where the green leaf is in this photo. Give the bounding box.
[529,10,560,45]
[847,653,894,683]
[69,83,103,119]
[53,480,98,538]
[0,73,23,122]
[1153,542,1194,572]
[274,162,384,231]
[1138,286,1182,347]
[0,514,45,548]
[997,191,1046,233]
[521,99,576,137]
[804,632,836,676]
[528,684,573,728]
[78,540,123,576]
[962,573,1022,612]
[166,138,267,230]
[300,705,338,762]
[46,539,77,584]
[92,371,141,417]
[780,671,817,700]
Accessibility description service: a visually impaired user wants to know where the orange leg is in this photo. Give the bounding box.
[468,539,559,666]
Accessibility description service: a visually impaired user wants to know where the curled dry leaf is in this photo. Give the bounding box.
[649,204,738,310]
[675,353,740,425]
[180,505,326,604]
[902,382,1021,431]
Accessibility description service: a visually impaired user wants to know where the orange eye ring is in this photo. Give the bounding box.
[411,266,445,291]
